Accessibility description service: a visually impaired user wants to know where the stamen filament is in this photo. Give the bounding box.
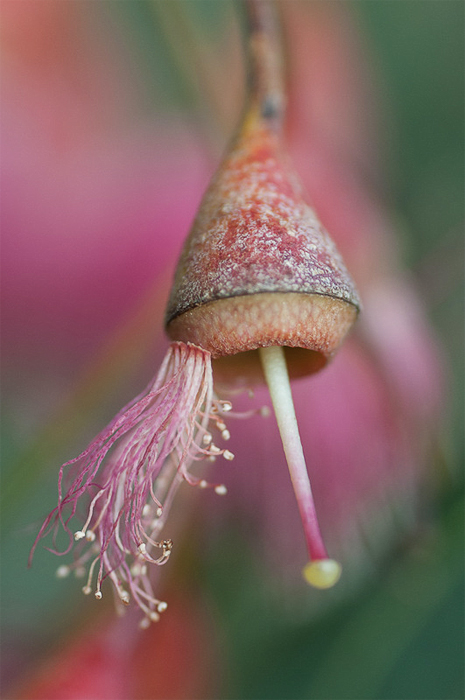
[259,346,341,589]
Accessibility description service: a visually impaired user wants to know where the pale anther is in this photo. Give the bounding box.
[74,530,85,541]
[157,601,168,613]
[215,484,227,496]
[56,565,70,578]
[221,429,231,441]
[199,479,208,488]
[120,590,130,605]
[223,450,235,461]
[85,531,96,542]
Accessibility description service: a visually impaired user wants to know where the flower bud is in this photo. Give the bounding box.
[166,112,359,382]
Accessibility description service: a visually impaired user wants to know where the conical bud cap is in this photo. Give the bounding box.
[166,115,359,379]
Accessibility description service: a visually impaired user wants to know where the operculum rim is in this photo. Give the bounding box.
[166,291,358,385]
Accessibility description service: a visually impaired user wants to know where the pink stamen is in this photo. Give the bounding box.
[30,341,234,624]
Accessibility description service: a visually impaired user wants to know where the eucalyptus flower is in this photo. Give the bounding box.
[30,1,360,626]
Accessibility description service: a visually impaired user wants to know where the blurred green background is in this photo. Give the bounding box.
[1,1,463,699]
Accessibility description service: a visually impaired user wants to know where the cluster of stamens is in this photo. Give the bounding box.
[56,399,236,627]
[30,343,243,627]
[32,338,342,633]
[185,399,236,493]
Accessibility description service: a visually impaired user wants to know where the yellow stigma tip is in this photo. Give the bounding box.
[303,560,342,589]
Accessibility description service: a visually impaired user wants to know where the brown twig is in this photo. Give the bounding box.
[243,0,285,128]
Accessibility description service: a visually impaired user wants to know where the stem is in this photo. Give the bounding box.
[243,0,285,127]
[259,346,341,589]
